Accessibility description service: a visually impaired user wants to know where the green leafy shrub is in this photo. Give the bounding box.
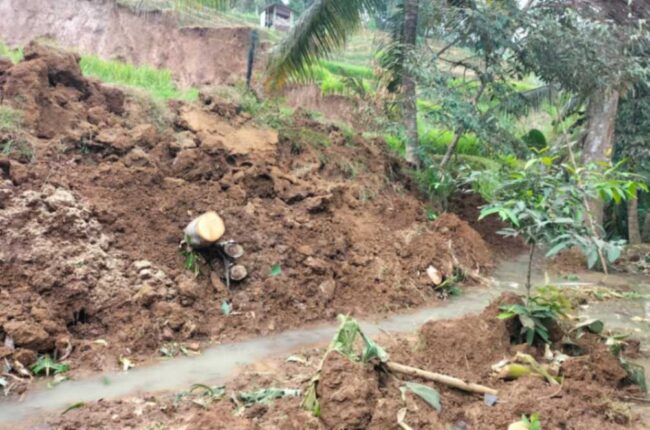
[31,355,70,376]
[498,297,565,345]
[479,149,647,297]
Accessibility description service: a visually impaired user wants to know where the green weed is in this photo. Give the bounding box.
[1,138,35,163]
[31,355,70,377]
[0,41,23,63]
[0,106,22,132]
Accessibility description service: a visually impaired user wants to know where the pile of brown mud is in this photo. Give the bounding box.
[44,293,645,430]
[0,43,495,382]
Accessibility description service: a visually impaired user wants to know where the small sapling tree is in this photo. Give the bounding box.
[479,147,646,301]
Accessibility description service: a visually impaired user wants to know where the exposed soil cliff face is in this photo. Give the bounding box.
[0,0,259,87]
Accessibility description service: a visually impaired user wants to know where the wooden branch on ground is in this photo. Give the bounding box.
[385,361,498,396]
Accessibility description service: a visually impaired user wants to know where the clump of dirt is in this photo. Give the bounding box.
[0,43,497,382]
[317,352,380,429]
[45,293,643,430]
[450,192,526,258]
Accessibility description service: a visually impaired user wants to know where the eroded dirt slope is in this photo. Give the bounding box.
[0,43,494,384]
[0,0,259,86]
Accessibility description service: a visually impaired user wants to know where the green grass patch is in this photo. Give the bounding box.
[79,55,198,101]
[418,124,482,156]
[320,60,375,80]
[0,41,23,64]
[0,106,22,132]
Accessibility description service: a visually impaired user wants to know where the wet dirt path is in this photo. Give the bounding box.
[1,255,648,424]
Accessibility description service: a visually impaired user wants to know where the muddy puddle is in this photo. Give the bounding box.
[1,256,648,424]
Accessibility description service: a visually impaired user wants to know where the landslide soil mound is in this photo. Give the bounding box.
[0,43,495,382]
[0,0,261,87]
[44,293,643,430]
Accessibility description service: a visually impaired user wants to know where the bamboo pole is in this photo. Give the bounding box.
[385,361,498,396]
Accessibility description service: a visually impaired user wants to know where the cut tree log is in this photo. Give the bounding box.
[385,361,498,396]
[184,211,225,247]
[426,265,443,286]
[223,242,245,259]
[229,264,248,281]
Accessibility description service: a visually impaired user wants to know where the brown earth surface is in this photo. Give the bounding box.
[0,44,497,390]
[0,0,262,87]
[36,293,646,430]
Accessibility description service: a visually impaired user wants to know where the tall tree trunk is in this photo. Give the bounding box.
[402,0,419,168]
[582,87,620,232]
[642,212,650,243]
[627,189,642,244]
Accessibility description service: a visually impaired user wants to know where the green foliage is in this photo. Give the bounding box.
[535,286,573,314]
[478,151,647,273]
[519,413,542,430]
[320,60,375,80]
[266,0,382,91]
[31,355,70,377]
[221,300,232,315]
[238,388,301,406]
[0,41,23,63]
[302,314,388,417]
[1,138,35,163]
[400,382,441,412]
[270,264,282,277]
[413,168,460,211]
[498,297,564,346]
[180,235,201,277]
[61,402,85,416]
[0,106,22,133]
[79,55,197,101]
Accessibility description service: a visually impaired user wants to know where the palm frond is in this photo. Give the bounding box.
[377,1,405,92]
[265,0,382,92]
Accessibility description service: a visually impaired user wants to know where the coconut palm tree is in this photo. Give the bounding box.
[265,0,421,166]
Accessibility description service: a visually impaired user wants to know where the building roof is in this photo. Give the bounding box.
[263,3,296,14]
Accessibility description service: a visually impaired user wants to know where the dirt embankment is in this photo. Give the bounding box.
[0,43,495,386]
[0,0,260,87]
[44,294,644,430]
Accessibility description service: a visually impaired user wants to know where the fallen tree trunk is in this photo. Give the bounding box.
[385,361,498,396]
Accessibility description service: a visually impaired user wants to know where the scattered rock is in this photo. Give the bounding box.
[319,279,337,301]
[131,124,158,149]
[133,260,152,271]
[177,275,201,305]
[134,284,161,308]
[123,147,152,168]
[13,348,38,367]
[3,320,53,352]
[210,271,227,293]
[169,131,198,154]
[44,188,76,210]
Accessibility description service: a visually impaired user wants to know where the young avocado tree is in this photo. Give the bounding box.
[478,146,647,301]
